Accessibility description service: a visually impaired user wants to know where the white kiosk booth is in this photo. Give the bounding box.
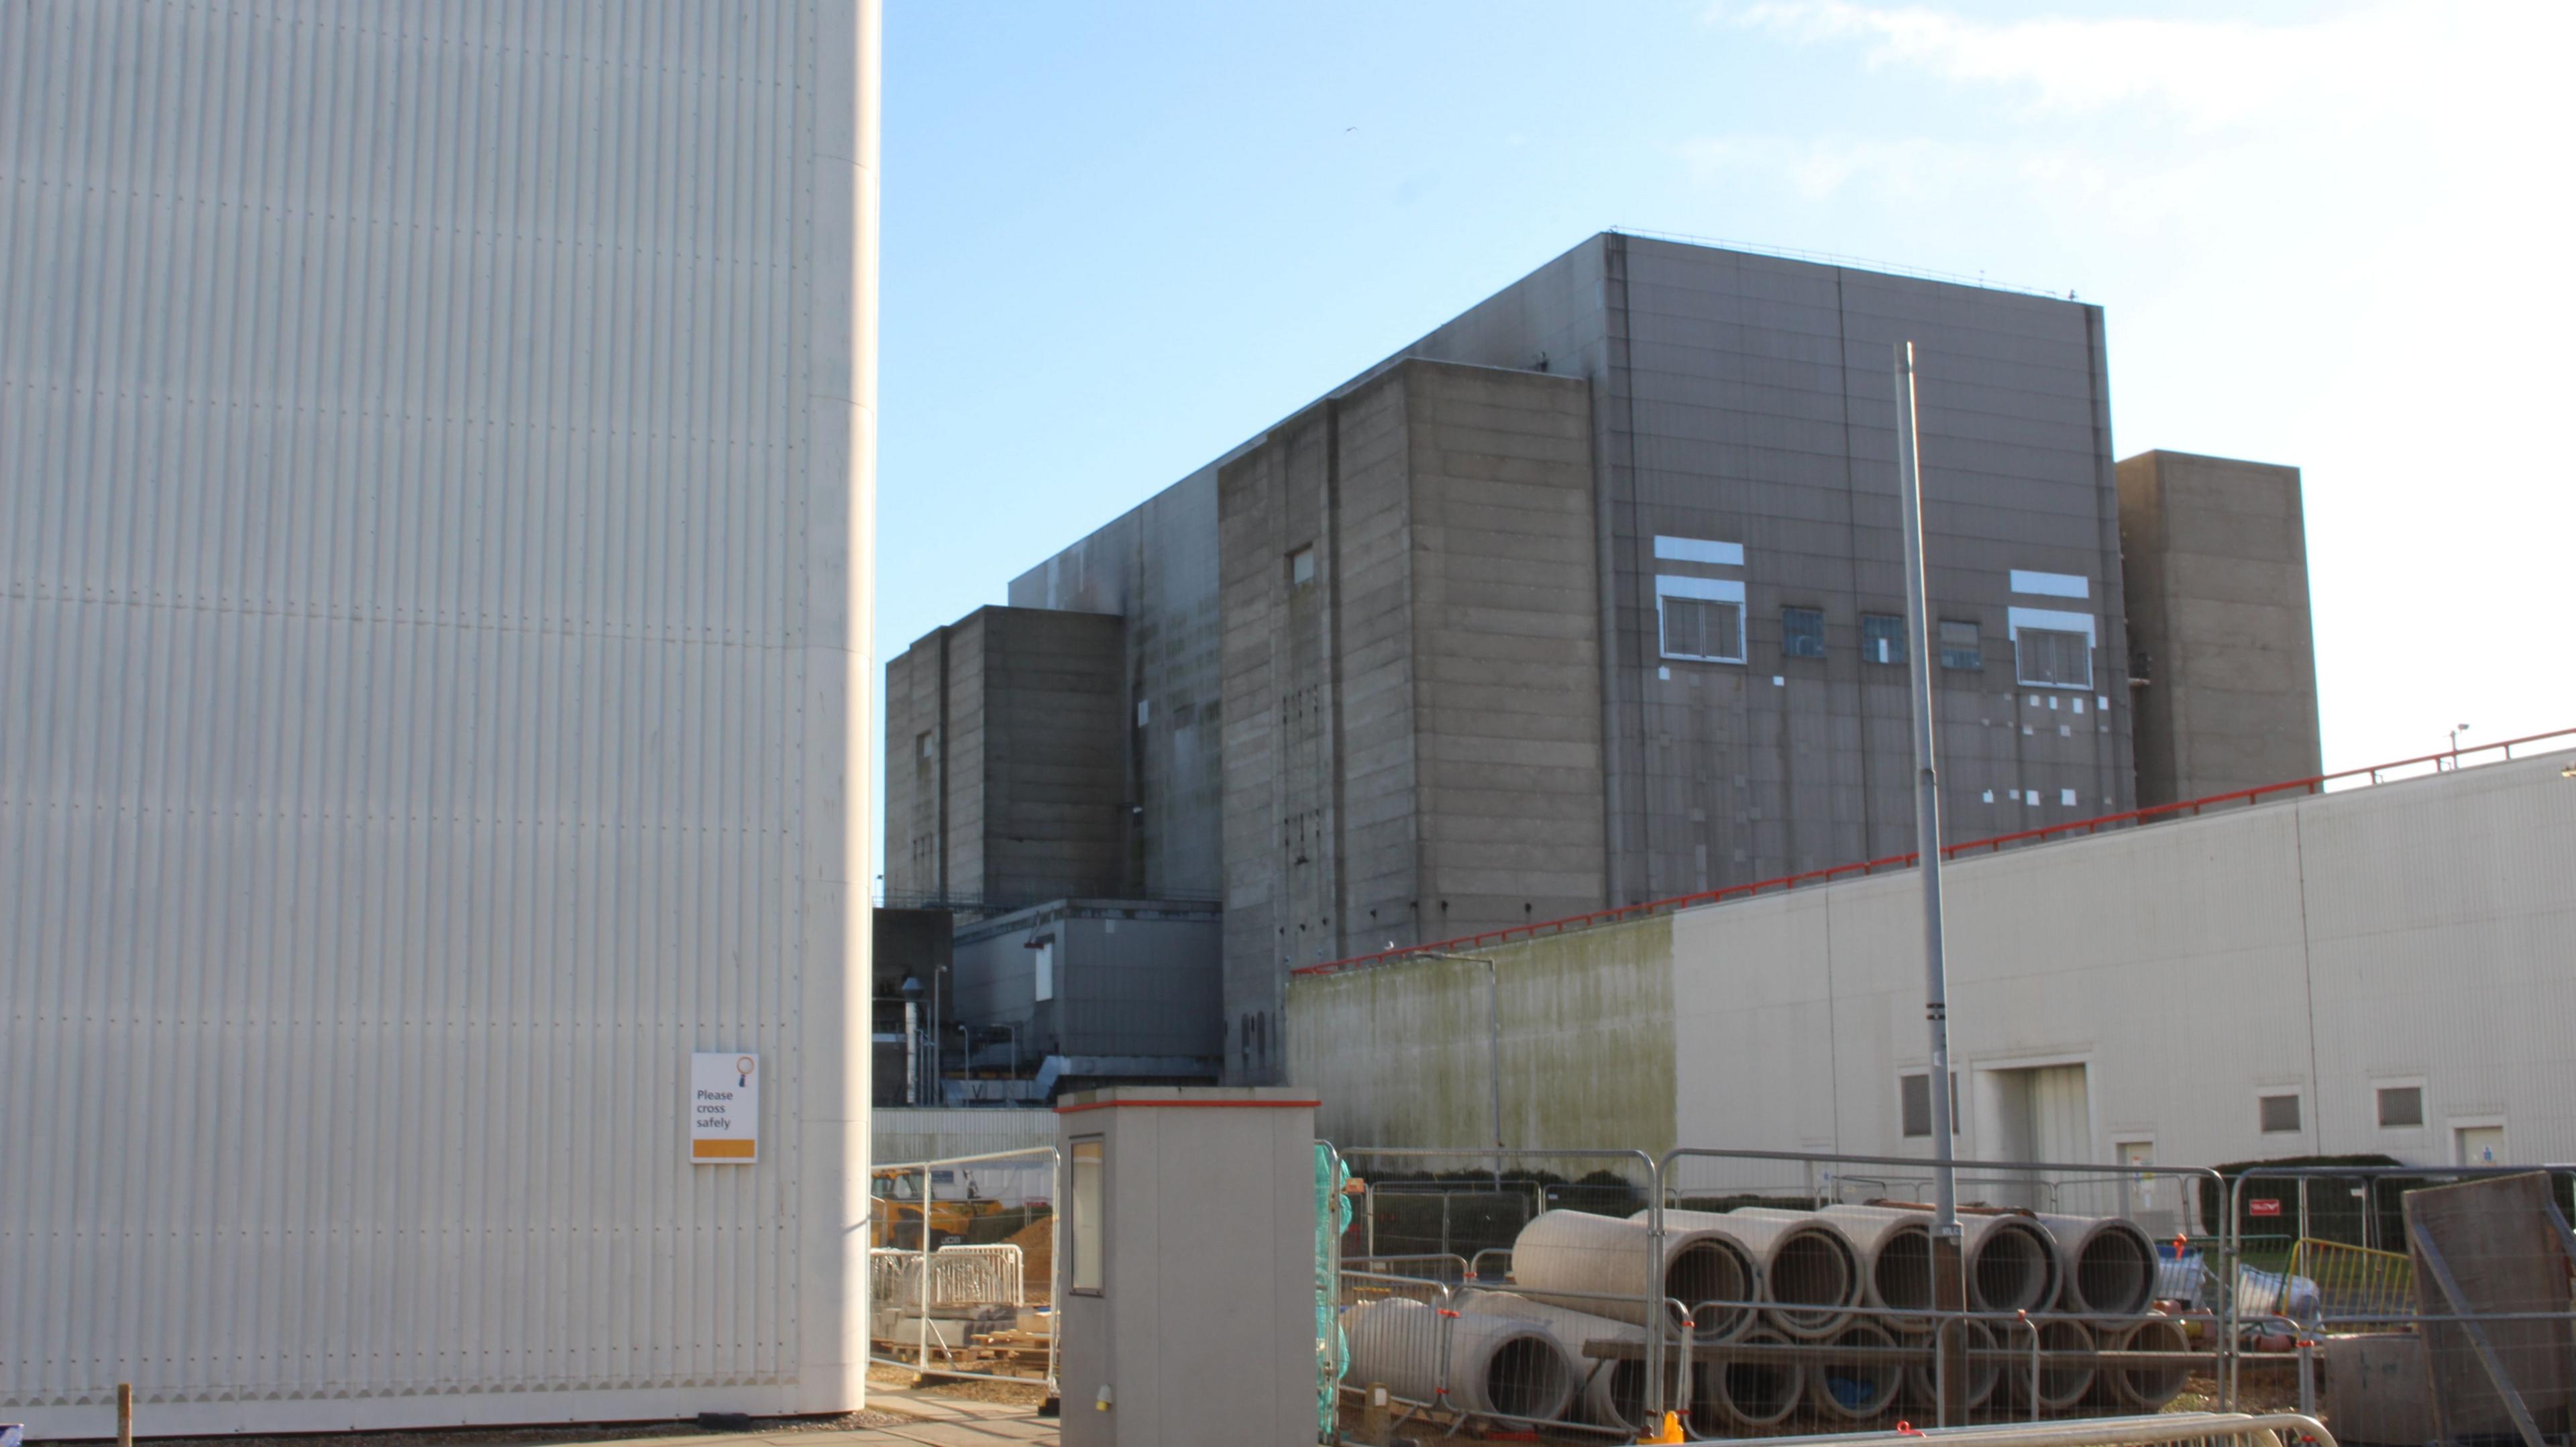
[1057,1087,1320,1447]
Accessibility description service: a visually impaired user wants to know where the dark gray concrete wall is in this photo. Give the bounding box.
[1009,470,1224,902]
[1407,234,2133,898]
[1218,360,1599,1081]
[881,607,1128,909]
[2117,450,2321,805]
[1406,363,1607,936]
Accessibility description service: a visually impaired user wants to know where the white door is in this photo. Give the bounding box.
[2030,1066,2096,1212]
[2456,1125,2506,1167]
[2119,1140,2181,1238]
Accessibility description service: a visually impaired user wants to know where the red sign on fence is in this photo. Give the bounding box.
[2249,1199,2282,1217]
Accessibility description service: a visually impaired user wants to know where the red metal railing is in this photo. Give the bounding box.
[1291,725,2576,979]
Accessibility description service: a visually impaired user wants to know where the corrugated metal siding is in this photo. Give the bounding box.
[873,1109,1057,1167]
[0,0,869,1432]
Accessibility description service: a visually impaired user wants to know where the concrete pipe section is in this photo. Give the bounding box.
[1960,1214,2063,1315]
[1816,1204,1936,1334]
[1804,1320,1907,1424]
[1704,1329,1805,1430]
[1513,1209,1758,1340]
[1825,1203,2061,1314]
[2104,1316,2192,1411]
[1345,1295,1577,1424]
[1458,1291,1647,1431]
[2002,1316,2097,1413]
[1904,1316,2001,1412]
[2035,1212,2160,1320]
[1648,1208,1860,1339]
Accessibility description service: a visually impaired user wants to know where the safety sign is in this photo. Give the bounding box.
[692,1051,759,1163]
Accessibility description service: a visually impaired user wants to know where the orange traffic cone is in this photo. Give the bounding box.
[1639,1409,1685,1444]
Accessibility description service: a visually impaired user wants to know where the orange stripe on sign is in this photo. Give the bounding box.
[694,1138,756,1159]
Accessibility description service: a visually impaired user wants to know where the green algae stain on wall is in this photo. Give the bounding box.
[1286,914,1677,1158]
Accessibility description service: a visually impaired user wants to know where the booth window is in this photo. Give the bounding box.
[1070,1136,1104,1293]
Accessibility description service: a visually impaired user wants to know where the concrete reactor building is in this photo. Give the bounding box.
[3,1,881,1434]
[884,232,2321,1089]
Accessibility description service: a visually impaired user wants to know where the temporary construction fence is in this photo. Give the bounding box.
[868,1146,1061,1390]
[1328,1144,2235,1441]
[1324,1145,2576,1442]
[2221,1165,2576,1444]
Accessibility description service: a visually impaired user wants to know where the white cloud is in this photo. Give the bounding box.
[1684,0,2576,771]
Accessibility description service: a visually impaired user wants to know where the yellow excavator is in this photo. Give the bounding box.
[869,1166,1014,1249]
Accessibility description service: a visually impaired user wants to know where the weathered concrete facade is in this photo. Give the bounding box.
[948,233,2316,1085]
[883,606,1128,909]
[1218,360,1606,1078]
[1289,749,2576,1184]
[2117,450,2322,805]
[1395,235,2135,896]
[1008,470,1225,903]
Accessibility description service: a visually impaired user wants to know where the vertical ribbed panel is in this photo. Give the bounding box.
[0,0,861,1430]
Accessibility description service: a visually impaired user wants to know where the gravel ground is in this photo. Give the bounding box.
[863,1364,1049,1409]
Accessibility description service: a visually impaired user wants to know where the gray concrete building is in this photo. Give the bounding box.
[2116,450,2322,805]
[884,605,1132,910]
[890,231,2322,1085]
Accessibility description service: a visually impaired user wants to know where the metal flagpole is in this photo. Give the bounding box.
[1892,341,1966,1422]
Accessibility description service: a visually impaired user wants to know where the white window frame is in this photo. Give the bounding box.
[1656,575,1747,665]
[2372,1075,2427,1132]
[2008,606,2097,690]
[2255,1089,2305,1136]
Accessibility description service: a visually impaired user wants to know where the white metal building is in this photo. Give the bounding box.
[1,1,879,1434]
[1289,747,2576,1191]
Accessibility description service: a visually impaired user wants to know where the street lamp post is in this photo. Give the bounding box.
[2450,722,2472,769]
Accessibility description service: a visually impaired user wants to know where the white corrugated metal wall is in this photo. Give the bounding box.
[0,0,877,1433]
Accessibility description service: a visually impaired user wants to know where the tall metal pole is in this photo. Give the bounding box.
[1892,341,1966,1421]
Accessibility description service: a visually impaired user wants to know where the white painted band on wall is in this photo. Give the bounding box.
[1656,574,1747,602]
[1655,535,1746,566]
[2010,569,2090,598]
[2006,605,2097,643]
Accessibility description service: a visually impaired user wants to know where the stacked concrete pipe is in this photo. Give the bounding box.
[1456,1291,1649,1431]
[2101,1316,2192,1411]
[1644,1208,1861,1338]
[1816,1204,1937,1334]
[1904,1316,2002,1413]
[2035,1212,2159,1320]
[1513,1208,1759,1340]
[1703,1329,1804,1431]
[1803,1320,1907,1424]
[2002,1316,2098,1413]
[1344,1295,1577,1424]
[1799,1203,2061,1317]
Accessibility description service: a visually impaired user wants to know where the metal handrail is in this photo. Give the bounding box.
[1295,725,2576,977]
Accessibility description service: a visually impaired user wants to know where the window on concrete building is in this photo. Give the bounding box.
[1659,594,1746,664]
[1287,545,1316,589]
[1862,614,1907,665]
[2258,1093,2303,1134]
[1900,1071,1960,1138]
[1782,606,1825,659]
[916,731,935,760]
[1940,621,1982,670]
[2015,628,2093,689]
[2377,1085,2424,1128]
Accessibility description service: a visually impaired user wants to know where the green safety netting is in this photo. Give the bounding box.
[1315,1141,1352,1438]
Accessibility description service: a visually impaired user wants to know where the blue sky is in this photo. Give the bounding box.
[876,0,2573,851]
